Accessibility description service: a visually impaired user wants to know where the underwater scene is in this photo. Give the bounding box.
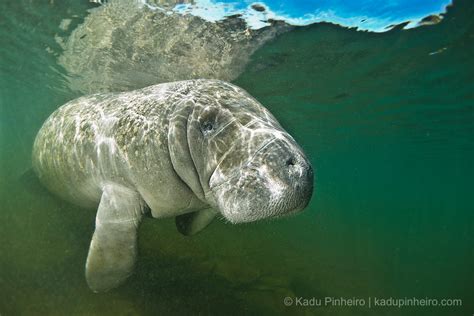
[0,0,473,315]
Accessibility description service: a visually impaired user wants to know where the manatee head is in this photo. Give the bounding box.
[168,80,313,223]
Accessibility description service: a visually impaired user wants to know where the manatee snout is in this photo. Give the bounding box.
[211,136,313,223]
[249,137,314,214]
[282,149,314,211]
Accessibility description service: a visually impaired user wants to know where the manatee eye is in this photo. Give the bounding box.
[201,121,215,135]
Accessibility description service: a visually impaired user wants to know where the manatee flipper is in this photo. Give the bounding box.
[175,208,217,236]
[86,184,145,292]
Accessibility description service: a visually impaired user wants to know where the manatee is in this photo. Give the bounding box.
[32,79,313,292]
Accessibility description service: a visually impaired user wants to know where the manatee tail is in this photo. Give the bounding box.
[19,168,50,196]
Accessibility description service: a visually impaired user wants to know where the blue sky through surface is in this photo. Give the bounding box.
[170,0,452,31]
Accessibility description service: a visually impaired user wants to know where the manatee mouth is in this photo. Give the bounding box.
[208,136,277,191]
[208,135,314,223]
[210,159,313,223]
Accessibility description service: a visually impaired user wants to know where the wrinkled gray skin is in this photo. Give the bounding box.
[32,79,313,292]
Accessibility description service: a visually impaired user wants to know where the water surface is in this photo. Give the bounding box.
[0,0,473,315]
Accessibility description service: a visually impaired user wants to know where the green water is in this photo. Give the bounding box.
[1,1,473,315]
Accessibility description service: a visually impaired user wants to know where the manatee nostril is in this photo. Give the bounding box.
[285,157,296,167]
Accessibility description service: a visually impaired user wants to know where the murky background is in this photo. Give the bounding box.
[1,0,473,315]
